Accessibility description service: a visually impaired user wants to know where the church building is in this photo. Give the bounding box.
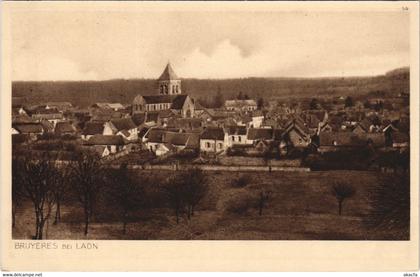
[132,63,195,118]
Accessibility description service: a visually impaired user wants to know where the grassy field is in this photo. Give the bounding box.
[12,170,407,240]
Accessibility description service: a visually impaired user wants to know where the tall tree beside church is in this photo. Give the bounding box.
[257,97,264,110]
[214,86,224,108]
[345,96,354,108]
[310,98,318,110]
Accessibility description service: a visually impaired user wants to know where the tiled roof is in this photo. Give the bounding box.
[319,132,385,147]
[145,128,167,143]
[224,125,247,135]
[167,118,202,130]
[40,120,54,132]
[247,128,273,140]
[158,63,179,80]
[55,122,77,134]
[200,127,225,140]
[110,118,136,131]
[171,95,188,109]
[82,122,104,135]
[13,123,43,134]
[163,132,190,146]
[132,113,146,126]
[225,99,257,107]
[92,103,124,110]
[85,135,127,145]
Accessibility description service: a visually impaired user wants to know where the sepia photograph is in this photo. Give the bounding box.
[1,1,419,272]
[8,3,413,241]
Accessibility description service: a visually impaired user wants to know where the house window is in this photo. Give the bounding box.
[206,142,211,148]
[238,136,241,142]
[218,143,223,149]
[232,136,235,142]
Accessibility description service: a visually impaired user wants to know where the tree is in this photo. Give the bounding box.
[163,176,186,224]
[374,101,383,112]
[237,91,244,100]
[182,168,208,219]
[20,154,58,239]
[213,86,224,108]
[70,151,105,236]
[331,183,356,215]
[258,189,271,216]
[163,169,208,223]
[52,165,71,225]
[12,158,25,228]
[109,163,145,234]
[363,100,371,109]
[309,98,318,110]
[365,173,409,239]
[345,96,354,108]
[257,97,264,110]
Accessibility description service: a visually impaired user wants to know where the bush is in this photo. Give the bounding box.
[217,189,258,215]
[231,175,249,188]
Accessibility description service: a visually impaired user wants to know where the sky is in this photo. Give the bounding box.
[11,9,410,81]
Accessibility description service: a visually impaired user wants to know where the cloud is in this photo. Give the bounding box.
[178,39,273,79]
[11,10,410,80]
[13,55,99,81]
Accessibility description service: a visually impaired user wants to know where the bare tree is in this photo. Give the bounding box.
[258,189,271,216]
[109,163,145,234]
[365,173,409,239]
[182,168,208,219]
[331,183,356,216]
[20,154,58,239]
[12,157,25,228]
[70,151,105,236]
[52,164,71,225]
[163,175,186,224]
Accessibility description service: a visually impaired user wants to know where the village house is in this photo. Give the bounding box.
[318,131,385,153]
[224,126,248,147]
[224,99,257,112]
[199,127,226,153]
[45,102,73,112]
[28,106,63,126]
[12,122,44,140]
[103,118,138,141]
[84,135,128,156]
[249,110,264,128]
[282,120,312,148]
[81,122,105,140]
[40,119,55,133]
[91,102,125,111]
[193,101,206,117]
[166,118,203,133]
[246,128,274,145]
[54,121,78,136]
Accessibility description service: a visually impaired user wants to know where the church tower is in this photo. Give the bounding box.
[158,62,181,95]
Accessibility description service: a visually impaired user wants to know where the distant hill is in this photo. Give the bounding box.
[12,67,409,108]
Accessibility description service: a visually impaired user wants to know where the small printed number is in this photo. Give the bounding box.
[402,6,408,11]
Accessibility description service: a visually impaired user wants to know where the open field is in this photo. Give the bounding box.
[12,170,407,240]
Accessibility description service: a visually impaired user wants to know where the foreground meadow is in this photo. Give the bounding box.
[13,170,408,240]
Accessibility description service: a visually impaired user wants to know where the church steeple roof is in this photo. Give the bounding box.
[158,62,179,81]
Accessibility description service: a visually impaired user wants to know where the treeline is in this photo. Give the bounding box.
[12,67,409,108]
